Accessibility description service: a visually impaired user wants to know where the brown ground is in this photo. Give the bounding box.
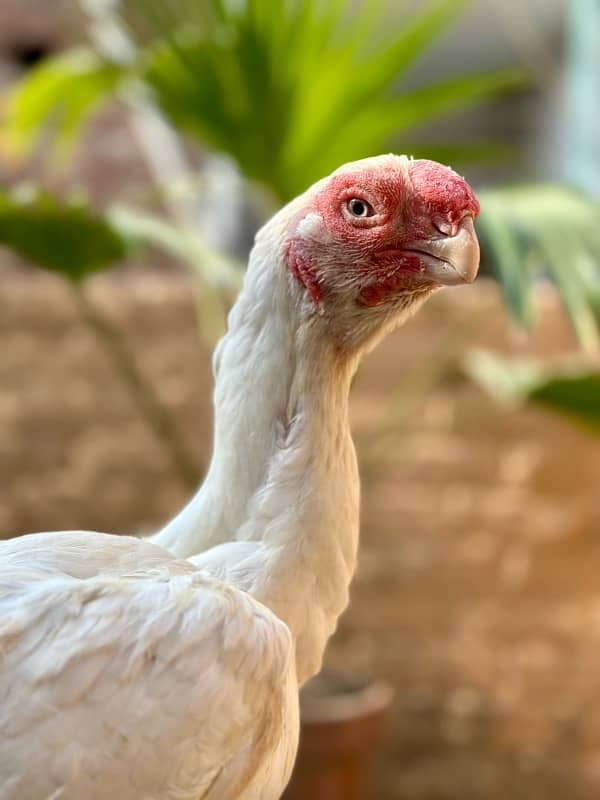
[1,267,599,799]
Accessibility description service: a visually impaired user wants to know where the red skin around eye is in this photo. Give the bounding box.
[312,168,403,246]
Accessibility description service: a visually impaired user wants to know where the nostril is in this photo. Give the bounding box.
[433,219,457,237]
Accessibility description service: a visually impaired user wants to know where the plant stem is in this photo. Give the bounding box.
[70,280,201,491]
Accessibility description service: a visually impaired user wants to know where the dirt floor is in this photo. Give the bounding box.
[1,266,599,799]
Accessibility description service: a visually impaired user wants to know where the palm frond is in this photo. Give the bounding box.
[477,184,600,350]
[1,1,524,200]
[136,0,524,200]
[0,50,125,162]
[466,350,600,434]
[0,187,129,279]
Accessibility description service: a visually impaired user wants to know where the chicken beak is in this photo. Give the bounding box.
[416,216,480,286]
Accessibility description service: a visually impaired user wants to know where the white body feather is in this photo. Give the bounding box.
[0,533,298,799]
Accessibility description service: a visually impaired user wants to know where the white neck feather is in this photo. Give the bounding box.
[154,212,361,683]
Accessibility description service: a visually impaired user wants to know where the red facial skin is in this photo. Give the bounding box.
[286,240,325,305]
[286,158,479,308]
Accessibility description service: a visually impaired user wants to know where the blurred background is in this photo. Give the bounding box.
[0,1,599,798]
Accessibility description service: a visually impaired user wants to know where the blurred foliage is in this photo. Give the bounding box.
[1,0,523,201]
[134,0,522,200]
[0,50,125,161]
[108,205,242,344]
[477,184,600,350]
[108,205,240,292]
[466,350,600,434]
[0,186,202,488]
[0,187,129,279]
[0,186,240,293]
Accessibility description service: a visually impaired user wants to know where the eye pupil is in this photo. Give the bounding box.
[345,197,374,219]
[349,199,369,217]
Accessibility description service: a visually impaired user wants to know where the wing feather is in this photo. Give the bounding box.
[0,533,295,800]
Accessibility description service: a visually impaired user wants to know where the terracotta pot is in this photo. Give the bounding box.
[283,671,393,800]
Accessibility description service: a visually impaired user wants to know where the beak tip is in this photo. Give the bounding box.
[452,226,480,285]
[458,258,480,284]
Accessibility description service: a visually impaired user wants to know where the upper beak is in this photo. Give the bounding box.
[408,216,480,286]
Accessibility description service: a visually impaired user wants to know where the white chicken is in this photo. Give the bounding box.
[0,154,480,799]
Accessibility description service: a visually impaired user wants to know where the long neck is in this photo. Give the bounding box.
[155,215,310,557]
[154,218,361,683]
[233,331,359,683]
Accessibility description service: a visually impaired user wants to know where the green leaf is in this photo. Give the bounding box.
[589,288,600,322]
[1,2,526,199]
[1,49,125,160]
[477,184,600,348]
[466,350,600,433]
[0,189,129,279]
[131,0,520,200]
[477,193,532,327]
[298,69,525,181]
[465,349,545,402]
[278,0,478,191]
[364,0,472,86]
[530,372,600,433]
[385,68,527,132]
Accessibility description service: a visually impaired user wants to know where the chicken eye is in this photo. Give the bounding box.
[346,198,374,218]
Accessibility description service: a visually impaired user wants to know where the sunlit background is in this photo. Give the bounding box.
[0,1,599,798]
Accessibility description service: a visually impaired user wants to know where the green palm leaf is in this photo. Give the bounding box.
[0,50,125,161]
[0,188,129,279]
[1,1,524,199]
[477,184,600,349]
[466,350,600,434]
[137,0,523,199]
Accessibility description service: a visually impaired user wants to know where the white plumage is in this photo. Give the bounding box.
[1,533,298,799]
[0,155,479,799]
[0,220,307,800]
